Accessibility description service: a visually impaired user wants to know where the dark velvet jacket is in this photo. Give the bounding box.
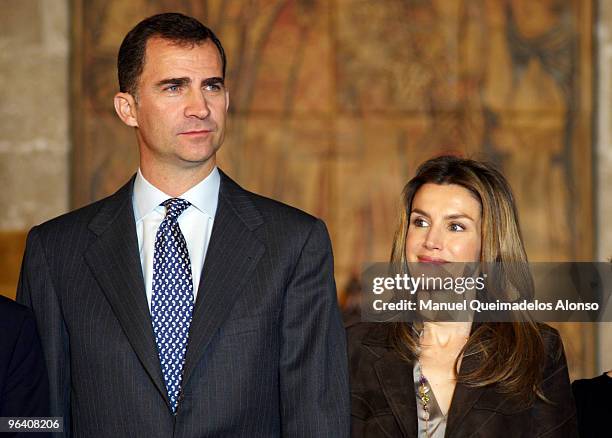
[348,322,578,437]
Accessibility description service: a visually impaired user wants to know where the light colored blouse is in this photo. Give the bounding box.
[414,360,447,438]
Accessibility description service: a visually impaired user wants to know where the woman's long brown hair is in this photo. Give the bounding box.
[390,155,549,403]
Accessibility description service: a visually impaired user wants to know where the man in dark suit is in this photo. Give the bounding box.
[17,12,349,437]
[0,295,50,437]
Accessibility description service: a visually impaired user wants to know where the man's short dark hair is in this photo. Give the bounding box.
[118,12,226,96]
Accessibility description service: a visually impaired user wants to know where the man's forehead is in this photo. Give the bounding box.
[143,36,222,70]
[146,35,205,51]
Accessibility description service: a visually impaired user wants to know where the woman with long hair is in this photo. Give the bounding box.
[348,155,577,437]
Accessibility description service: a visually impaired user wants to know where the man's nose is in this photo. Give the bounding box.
[184,89,210,119]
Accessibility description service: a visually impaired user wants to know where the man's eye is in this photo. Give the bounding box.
[204,83,222,92]
[449,223,465,232]
[165,85,180,92]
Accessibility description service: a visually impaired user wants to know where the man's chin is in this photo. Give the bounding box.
[177,155,217,167]
[176,143,221,164]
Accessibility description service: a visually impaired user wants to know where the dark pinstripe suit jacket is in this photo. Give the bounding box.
[17,170,350,437]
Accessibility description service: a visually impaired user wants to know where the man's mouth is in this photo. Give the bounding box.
[180,129,212,137]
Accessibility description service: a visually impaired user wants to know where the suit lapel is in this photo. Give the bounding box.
[84,178,170,407]
[182,171,265,387]
[375,352,483,438]
[373,351,419,437]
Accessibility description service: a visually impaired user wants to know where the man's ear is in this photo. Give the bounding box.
[114,92,139,127]
[225,89,229,112]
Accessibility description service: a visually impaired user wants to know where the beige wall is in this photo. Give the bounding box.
[0,0,69,297]
[0,0,69,232]
[597,0,612,374]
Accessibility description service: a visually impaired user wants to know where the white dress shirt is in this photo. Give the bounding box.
[132,167,220,310]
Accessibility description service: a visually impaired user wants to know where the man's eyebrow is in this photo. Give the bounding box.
[154,77,225,88]
[202,77,224,87]
[155,77,191,87]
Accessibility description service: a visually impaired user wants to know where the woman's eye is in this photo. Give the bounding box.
[413,218,429,227]
[449,223,465,232]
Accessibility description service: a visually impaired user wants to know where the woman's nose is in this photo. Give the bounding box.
[423,227,443,250]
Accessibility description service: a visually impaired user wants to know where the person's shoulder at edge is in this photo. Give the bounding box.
[571,371,610,393]
[0,294,35,328]
[0,295,43,365]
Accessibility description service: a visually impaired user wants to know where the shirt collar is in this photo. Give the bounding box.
[132,167,220,221]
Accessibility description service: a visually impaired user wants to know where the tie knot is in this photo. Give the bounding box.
[162,198,191,220]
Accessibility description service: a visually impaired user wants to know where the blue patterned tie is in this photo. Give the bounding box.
[151,198,194,413]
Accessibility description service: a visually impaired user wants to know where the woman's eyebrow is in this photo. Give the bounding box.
[445,213,475,222]
[411,209,476,222]
[410,208,430,217]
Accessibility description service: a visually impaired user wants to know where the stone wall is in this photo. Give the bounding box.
[597,0,612,374]
[0,0,69,297]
